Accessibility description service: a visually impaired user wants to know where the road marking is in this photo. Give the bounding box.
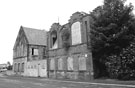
[40,79,135,88]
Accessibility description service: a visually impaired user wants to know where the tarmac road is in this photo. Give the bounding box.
[0,73,133,88]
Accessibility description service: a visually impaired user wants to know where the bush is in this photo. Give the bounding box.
[106,42,135,80]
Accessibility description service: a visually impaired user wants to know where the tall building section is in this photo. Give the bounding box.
[48,12,93,80]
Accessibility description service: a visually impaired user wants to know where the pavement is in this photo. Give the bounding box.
[0,72,135,88]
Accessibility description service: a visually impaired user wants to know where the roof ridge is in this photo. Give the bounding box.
[22,26,45,31]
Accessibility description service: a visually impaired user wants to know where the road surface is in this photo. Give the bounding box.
[0,74,134,88]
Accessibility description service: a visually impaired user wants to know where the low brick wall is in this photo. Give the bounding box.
[48,43,93,80]
[48,71,91,80]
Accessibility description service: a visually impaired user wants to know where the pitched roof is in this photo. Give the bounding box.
[22,26,47,46]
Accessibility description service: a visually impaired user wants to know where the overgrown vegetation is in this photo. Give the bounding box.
[61,27,70,50]
[89,0,135,79]
[106,42,135,80]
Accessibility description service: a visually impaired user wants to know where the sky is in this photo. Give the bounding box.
[0,0,134,64]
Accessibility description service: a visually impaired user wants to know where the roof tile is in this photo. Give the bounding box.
[22,26,47,46]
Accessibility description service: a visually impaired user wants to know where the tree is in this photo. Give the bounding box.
[7,61,11,66]
[90,0,135,78]
[7,61,12,70]
[106,41,135,80]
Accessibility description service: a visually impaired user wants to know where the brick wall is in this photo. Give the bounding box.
[47,12,94,80]
[28,45,46,61]
[48,43,93,80]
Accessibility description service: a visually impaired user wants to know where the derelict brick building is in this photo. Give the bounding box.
[13,12,94,80]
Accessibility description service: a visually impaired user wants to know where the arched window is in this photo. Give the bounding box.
[67,57,73,70]
[18,63,20,72]
[14,63,17,72]
[50,58,55,70]
[71,22,82,45]
[21,63,24,72]
[58,58,63,70]
[50,30,58,49]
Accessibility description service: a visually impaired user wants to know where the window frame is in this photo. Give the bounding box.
[71,21,82,45]
[31,48,38,56]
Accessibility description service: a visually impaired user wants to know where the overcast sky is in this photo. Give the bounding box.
[0,0,134,64]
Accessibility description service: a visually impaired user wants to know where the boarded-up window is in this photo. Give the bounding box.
[14,63,17,72]
[21,63,24,72]
[18,63,20,72]
[79,56,86,70]
[50,58,55,70]
[58,58,63,70]
[67,57,73,70]
[71,22,82,45]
